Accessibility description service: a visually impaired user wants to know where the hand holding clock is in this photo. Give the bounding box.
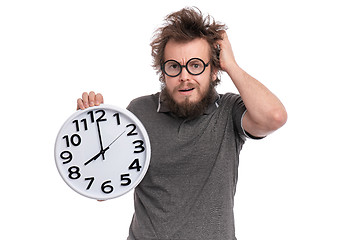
[77,91,104,110]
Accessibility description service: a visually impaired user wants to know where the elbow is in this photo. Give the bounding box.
[269,108,287,131]
[245,107,287,137]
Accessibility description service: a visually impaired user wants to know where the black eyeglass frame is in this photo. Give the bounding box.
[161,57,210,77]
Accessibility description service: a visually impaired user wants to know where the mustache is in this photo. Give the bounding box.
[174,82,198,91]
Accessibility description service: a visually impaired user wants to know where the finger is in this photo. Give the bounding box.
[77,98,85,110]
[89,91,96,107]
[82,92,89,108]
[95,93,104,106]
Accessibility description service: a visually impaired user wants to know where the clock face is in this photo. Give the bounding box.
[54,104,151,200]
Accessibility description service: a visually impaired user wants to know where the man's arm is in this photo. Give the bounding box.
[218,32,287,137]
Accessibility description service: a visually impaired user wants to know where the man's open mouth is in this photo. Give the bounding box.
[179,88,195,92]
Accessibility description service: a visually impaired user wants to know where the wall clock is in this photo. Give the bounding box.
[54,104,151,200]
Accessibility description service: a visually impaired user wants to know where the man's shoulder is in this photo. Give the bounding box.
[127,92,160,112]
[218,92,243,106]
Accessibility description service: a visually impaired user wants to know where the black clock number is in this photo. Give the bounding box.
[85,177,95,190]
[68,166,81,180]
[113,112,121,125]
[88,110,107,122]
[96,110,107,122]
[129,158,142,171]
[63,134,81,147]
[120,174,131,186]
[73,119,88,131]
[126,124,138,136]
[60,150,73,164]
[133,140,145,153]
[101,180,114,194]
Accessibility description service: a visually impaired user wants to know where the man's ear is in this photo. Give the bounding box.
[211,68,219,82]
[160,73,166,84]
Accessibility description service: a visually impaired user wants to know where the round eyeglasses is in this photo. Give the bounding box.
[161,58,210,77]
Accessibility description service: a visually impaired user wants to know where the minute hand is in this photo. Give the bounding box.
[96,120,105,160]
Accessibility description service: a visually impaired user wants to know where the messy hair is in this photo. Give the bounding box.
[150,7,227,85]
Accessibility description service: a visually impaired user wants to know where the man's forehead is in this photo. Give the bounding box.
[164,38,211,61]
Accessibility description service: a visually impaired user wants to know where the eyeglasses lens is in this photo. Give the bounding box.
[187,59,205,75]
[164,60,181,77]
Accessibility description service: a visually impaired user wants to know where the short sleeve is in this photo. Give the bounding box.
[232,95,265,140]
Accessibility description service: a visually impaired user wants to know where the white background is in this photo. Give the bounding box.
[1,0,359,239]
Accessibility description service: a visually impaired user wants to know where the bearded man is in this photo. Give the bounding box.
[77,7,287,240]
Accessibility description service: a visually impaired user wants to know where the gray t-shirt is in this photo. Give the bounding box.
[126,92,249,240]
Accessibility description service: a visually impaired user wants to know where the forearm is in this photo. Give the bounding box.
[226,62,287,136]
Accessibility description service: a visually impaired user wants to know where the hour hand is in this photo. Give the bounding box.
[84,146,109,166]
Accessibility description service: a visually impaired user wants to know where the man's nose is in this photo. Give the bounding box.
[179,66,191,81]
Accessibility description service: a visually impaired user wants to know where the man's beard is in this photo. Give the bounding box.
[161,80,216,119]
